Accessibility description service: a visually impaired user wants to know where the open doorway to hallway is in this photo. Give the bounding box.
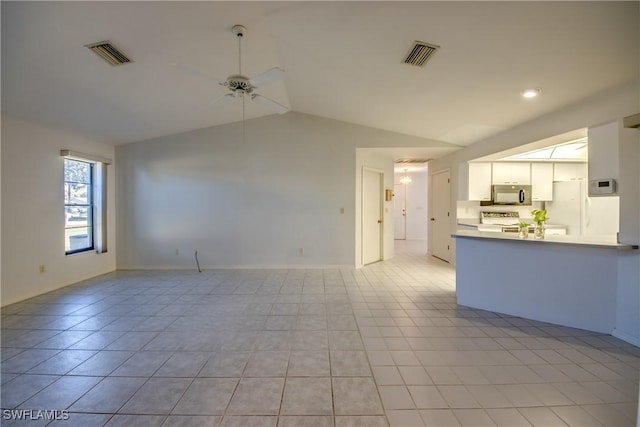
[393,163,429,256]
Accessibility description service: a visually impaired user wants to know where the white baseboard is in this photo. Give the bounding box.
[117,264,354,271]
[612,328,640,347]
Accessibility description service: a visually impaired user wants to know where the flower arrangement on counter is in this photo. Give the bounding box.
[531,209,548,239]
[517,221,530,238]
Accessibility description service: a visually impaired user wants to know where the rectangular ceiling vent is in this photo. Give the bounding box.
[403,41,439,67]
[394,158,431,164]
[85,41,132,66]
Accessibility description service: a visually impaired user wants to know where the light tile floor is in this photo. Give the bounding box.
[1,240,638,426]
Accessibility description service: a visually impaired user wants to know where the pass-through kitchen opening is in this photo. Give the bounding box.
[457,134,620,240]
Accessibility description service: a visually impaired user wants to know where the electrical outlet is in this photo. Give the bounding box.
[175,249,180,255]
[299,247,304,255]
[39,264,46,274]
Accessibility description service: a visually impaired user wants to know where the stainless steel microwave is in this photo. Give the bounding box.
[491,185,532,206]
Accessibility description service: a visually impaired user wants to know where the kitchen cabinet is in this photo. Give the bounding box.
[492,162,531,185]
[554,163,587,181]
[531,163,554,201]
[468,162,492,201]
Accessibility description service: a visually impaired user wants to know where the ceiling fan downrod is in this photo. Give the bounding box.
[232,25,246,77]
[232,25,248,139]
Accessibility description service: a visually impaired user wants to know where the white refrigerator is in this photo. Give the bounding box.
[545,181,619,236]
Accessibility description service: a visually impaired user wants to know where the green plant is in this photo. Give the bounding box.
[517,221,530,229]
[531,209,548,226]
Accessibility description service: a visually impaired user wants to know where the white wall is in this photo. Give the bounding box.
[613,120,640,346]
[116,112,439,269]
[1,115,117,306]
[617,122,640,246]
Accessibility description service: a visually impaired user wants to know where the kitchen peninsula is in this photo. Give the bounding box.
[452,230,638,335]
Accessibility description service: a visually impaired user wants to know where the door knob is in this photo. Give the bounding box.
[430,218,435,221]
[377,220,382,224]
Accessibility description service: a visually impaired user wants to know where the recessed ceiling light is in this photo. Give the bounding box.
[522,88,541,99]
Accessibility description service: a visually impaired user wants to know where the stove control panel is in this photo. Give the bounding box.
[481,211,520,225]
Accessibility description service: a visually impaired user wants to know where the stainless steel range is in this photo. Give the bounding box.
[476,210,568,235]
[480,211,520,225]
[478,211,532,233]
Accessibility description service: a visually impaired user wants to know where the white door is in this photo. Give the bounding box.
[394,184,406,240]
[430,169,451,262]
[362,168,383,265]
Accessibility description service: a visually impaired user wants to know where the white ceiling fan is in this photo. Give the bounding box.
[173,25,289,119]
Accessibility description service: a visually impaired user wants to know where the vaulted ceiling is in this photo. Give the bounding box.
[2,2,638,147]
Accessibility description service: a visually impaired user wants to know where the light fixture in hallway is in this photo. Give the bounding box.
[399,168,412,185]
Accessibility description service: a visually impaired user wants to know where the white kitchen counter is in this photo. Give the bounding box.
[457,220,568,234]
[452,231,638,334]
[457,219,481,227]
[453,230,638,250]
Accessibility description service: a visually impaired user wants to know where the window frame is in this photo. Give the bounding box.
[61,150,111,256]
[64,158,95,255]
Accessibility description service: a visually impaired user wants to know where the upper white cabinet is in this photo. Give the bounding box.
[511,163,532,185]
[468,162,492,201]
[467,160,587,202]
[554,163,587,181]
[492,162,531,185]
[531,163,554,201]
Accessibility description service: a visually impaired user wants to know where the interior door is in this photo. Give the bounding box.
[362,168,383,265]
[430,169,451,262]
[394,184,406,240]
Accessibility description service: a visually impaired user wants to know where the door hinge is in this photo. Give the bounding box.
[447,178,450,183]
[447,212,450,217]
[447,245,450,250]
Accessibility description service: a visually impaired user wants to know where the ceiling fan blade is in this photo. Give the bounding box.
[210,93,235,106]
[248,67,285,88]
[251,94,289,115]
[171,63,224,85]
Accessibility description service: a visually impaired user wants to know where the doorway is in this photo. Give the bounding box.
[393,167,429,244]
[362,168,383,265]
[430,169,451,262]
[393,184,406,240]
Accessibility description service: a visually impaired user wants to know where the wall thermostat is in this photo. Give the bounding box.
[589,178,616,195]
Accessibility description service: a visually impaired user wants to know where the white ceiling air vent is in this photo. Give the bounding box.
[402,41,440,67]
[85,41,132,66]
